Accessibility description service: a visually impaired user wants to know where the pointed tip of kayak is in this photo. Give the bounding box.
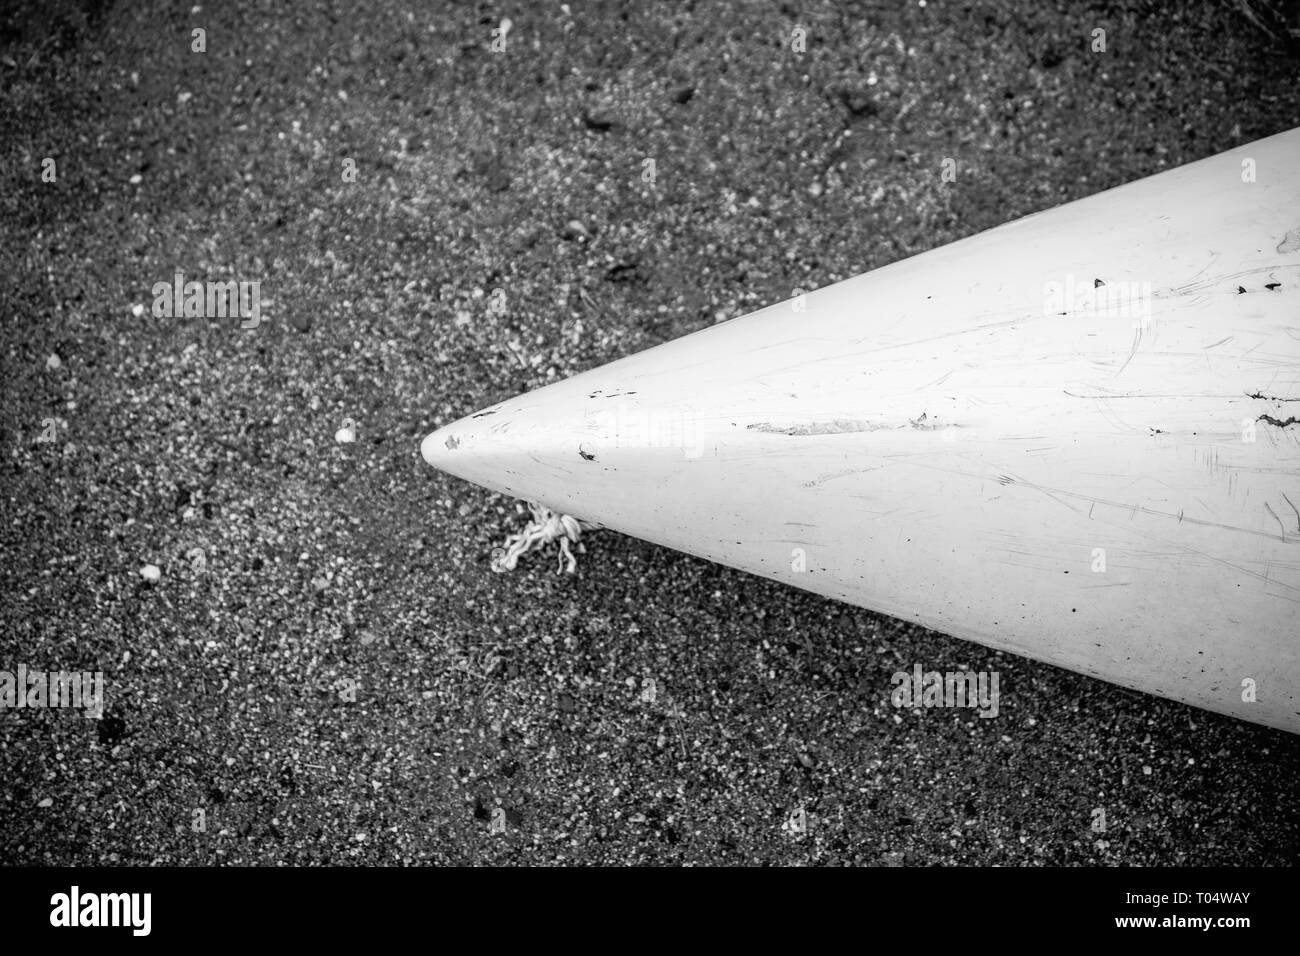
[420,408,521,487]
[421,420,469,472]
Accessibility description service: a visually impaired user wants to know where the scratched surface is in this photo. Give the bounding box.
[428,130,1300,732]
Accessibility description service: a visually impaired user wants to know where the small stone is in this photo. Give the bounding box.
[335,425,356,444]
[131,303,145,317]
[129,173,142,185]
[46,354,62,370]
[140,564,161,583]
[581,110,616,132]
[37,797,53,808]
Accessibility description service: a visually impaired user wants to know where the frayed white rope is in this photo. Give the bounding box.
[491,501,601,574]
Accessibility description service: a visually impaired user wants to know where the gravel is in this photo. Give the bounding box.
[2,0,1298,865]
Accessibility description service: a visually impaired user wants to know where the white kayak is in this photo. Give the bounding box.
[423,128,1300,734]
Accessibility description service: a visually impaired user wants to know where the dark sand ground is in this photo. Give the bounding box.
[2,0,1299,864]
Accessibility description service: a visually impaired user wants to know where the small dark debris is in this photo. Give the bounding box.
[1265,282,1281,290]
[97,714,127,746]
[1038,43,1065,69]
[582,109,616,132]
[604,261,646,285]
[836,86,879,118]
[672,85,695,104]
[1258,414,1299,428]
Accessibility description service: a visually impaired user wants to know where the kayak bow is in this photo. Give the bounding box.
[423,128,1300,734]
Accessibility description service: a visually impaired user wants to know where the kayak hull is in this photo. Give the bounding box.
[424,129,1300,733]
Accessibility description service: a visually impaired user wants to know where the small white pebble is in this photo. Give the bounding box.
[131,303,145,317]
[129,174,142,185]
[335,425,356,444]
[177,91,192,104]
[46,354,62,370]
[1142,765,1153,775]
[38,797,53,808]
[140,564,161,583]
